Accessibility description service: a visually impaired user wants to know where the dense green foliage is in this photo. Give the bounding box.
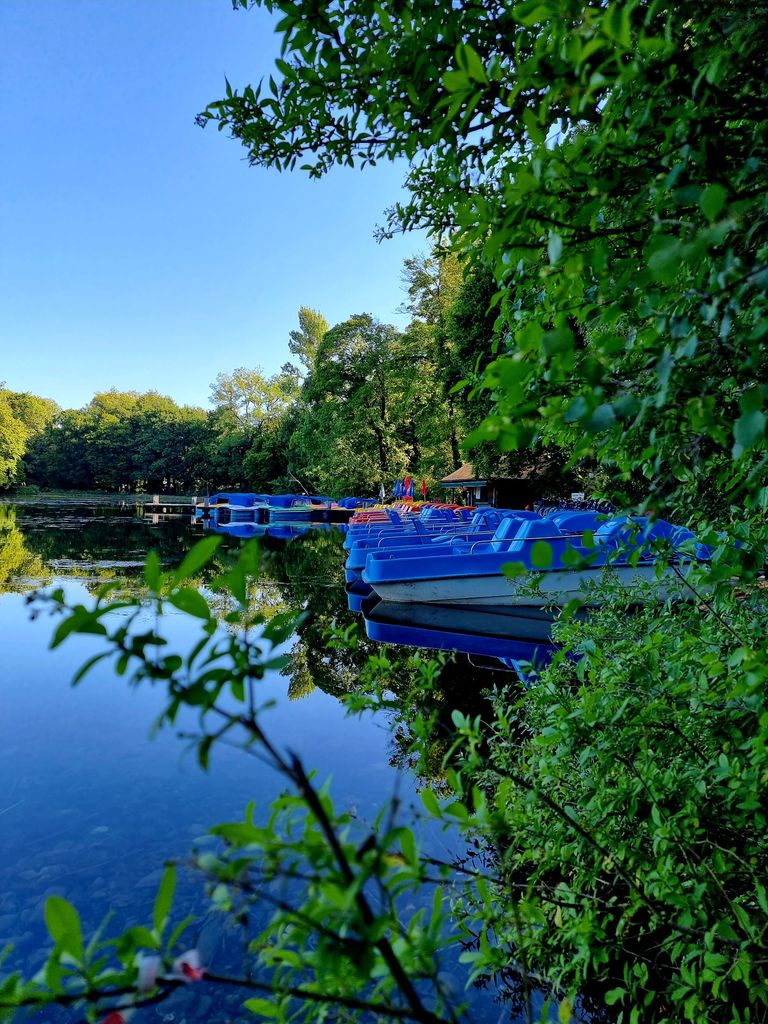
[286,313,451,493]
[7,280,503,497]
[23,391,208,492]
[4,1,768,1022]
[206,0,767,519]
[0,387,57,487]
[450,595,768,1019]
[206,0,768,1018]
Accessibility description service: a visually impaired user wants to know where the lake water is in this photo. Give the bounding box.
[0,498,549,1023]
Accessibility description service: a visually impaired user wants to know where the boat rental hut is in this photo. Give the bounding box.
[440,463,538,509]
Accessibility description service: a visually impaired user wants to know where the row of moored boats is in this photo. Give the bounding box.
[344,503,709,609]
[197,495,711,677]
[342,502,711,677]
[196,492,375,526]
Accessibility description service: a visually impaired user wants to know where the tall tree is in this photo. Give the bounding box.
[0,396,27,488]
[25,391,210,492]
[192,8,768,1021]
[202,0,768,517]
[0,388,58,487]
[288,306,329,373]
[25,409,94,490]
[207,367,298,489]
[209,367,297,430]
[0,390,58,437]
[290,314,419,493]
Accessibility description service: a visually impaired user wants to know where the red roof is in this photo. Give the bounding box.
[440,463,485,484]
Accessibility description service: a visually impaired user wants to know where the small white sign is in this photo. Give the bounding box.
[570,492,585,501]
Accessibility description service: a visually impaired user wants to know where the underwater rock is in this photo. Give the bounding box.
[136,868,165,889]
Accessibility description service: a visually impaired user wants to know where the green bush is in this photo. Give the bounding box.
[438,591,768,1022]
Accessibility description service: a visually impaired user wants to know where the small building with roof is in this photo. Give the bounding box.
[440,463,539,508]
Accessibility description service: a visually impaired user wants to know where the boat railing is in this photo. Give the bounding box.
[467,532,584,555]
[463,533,682,561]
[372,526,500,549]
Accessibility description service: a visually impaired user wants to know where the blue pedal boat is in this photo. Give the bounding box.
[360,593,558,675]
[362,514,703,607]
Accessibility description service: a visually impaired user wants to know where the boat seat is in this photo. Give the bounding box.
[488,515,526,552]
[642,520,695,549]
[503,518,570,568]
[594,517,663,561]
[548,510,605,533]
[471,510,504,532]
[420,507,456,523]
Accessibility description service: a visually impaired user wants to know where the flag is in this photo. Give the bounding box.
[420,479,428,498]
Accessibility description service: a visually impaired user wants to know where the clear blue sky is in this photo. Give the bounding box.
[1,0,426,411]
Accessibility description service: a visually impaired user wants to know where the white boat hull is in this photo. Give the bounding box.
[368,563,699,607]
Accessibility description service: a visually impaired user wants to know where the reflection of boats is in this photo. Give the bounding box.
[361,593,560,674]
[196,493,372,525]
[362,514,705,607]
[195,493,271,523]
[204,520,346,540]
[346,577,372,613]
[266,495,356,524]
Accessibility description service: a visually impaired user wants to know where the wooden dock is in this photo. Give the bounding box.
[139,495,199,521]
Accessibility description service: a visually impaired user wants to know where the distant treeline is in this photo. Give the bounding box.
[2,256,568,497]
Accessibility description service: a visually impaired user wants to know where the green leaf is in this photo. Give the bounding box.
[167,915,195,952]
[605,988,626,1006]
[523,106,545,145]
[71,652,109,686]
[700,183,727,221]
[51,608,106,649]
[739,386,763,413]
[733,410,766,448]
[604,3,631,47]
[400,828,417,867]
[168,587,212,620]
[516,321,544,352]
[562,598,585,619]
[564,396,590,423]
[263,654,291,671]
[153,864,176,936]
[172,536,222,584]
[512,1,551,27]
[44,897,84,963]
[198,735,213,770]
[116,924,159,957]
[274,57,294,79]
[585,403,616,432]
[542,328,574,357]
[442,69,471,93]
[144,550,161,592]
[456,43,488,84]
[502,561,528,578]
[245,998,279,1017]
[420,788,441,817]
[646,235,685,283]
[531,540,554,568]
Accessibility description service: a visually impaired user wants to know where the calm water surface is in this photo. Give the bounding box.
[0,498,543,1023]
